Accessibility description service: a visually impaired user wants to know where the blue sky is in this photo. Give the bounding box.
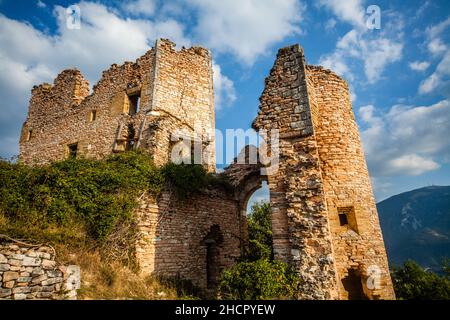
[0,0,449,203]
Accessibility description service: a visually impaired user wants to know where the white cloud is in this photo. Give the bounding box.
[427,38,447,55]
[386,154,439,176]
[212,63,236,110]
[419,18,450,96]
[319,29,403,83]
[426,17,450,41]
[409,60,430,72]
[358,100,450,177]
[317,2,403,84]
[362,37,402,82]
[37,0,46,8]
[191,0,304,64]
[419,51,450,95]
[122,0,156,17]
[317,0,365,29]
[0,2,192,157]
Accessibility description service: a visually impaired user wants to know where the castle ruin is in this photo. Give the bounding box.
[19,39,395,299]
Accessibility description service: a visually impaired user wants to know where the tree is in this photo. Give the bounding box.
[245,201,273,261]
[392,260,450,300]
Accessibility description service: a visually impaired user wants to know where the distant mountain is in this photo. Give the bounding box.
[377,186,450,273]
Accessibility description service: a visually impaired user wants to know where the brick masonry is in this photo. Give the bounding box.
[18,39,395,299]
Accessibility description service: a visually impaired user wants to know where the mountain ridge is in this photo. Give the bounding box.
[377,185,450,272]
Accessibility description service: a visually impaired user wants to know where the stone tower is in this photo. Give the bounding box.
[250,44,395,299]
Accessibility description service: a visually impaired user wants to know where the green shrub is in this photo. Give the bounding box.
[0,152,233,251]
[0,151,164,245]
[218,201,300,300]
[392,260,450,300]
[218,259,300,300]
[161,163,232,199]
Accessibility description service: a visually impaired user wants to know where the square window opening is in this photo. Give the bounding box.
[337,206,358,233]
[90,110,97,122]
[67,143,78,159]
[127,92,141,115]
[27,129,32,141]
[339,213,348,226]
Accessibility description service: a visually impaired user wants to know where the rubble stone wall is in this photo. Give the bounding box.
[19,39,215,171]
[0,242,80,300]
[135,188,241,290]
[252,45,339,299]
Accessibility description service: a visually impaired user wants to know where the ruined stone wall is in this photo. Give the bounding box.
[149,40,216,171]
[19,39,215,171]
[305,66,395,299]
[0,242,80,300]
[252,45,339,299]
[135,188,241,290]
[250,44,395,299]
[20,50,154,165]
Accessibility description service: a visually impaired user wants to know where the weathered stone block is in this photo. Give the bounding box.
[3,271,19,282]
[0,288,12,298]
[22,257,41,267]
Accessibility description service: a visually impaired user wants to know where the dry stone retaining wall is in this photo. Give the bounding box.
[0,242,80,300]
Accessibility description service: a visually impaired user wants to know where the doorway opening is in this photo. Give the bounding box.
[244,181,273,261]
[203,225,223,289]
[341,269,368,300]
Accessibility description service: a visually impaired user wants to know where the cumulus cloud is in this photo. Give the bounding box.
[191,0,304,64]
[37,0,46,8]
[212,63,236,110]
[317,0,366,29]
[122,0,156,17]
[419,18,450,96]
[319,29,403,83]
[318,2,403,84]
[409,60,430,72]
[0,2,195,157]
[427,38,447,55]
[419,51,450,95]
[358,100,450,177]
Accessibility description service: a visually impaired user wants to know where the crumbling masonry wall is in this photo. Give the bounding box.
[305,66,395,299]
[135,188,241,290]
[20,39,215,170]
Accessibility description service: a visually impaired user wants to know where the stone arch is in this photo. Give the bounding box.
[224,145,290,262]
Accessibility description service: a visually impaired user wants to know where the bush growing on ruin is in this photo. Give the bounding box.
[161,162,233,200]
[0,152,164,250]
[0,151,230,253]
[218,259,300,300]
[218,202,300,299]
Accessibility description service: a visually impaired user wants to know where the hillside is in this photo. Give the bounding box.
[377,186,450,272]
